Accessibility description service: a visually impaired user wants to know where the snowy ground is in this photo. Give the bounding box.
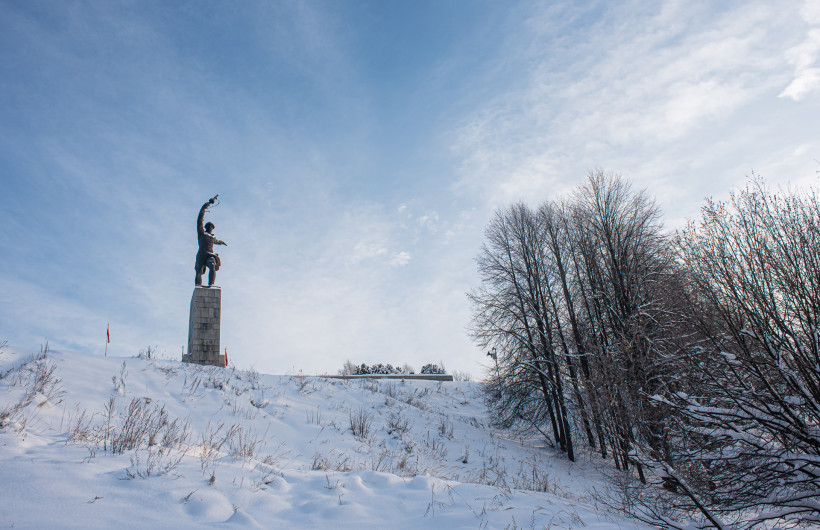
[0,347,649,529]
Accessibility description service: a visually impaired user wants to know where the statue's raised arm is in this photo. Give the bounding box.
[194,195,224,286]
[197,195,218,236]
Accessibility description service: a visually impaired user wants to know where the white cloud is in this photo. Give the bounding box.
[780,68,820,101]
[416,211,440,233]
[780,28,820,101]
[800,0,820,24]
[350,241,388,264]
[389,251,412,267]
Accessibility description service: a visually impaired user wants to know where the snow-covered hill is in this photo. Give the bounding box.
[0,347,648,529]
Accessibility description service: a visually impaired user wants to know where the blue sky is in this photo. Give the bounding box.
[2,0,819,376]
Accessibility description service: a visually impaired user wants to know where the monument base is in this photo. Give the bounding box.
[184,286,225,367]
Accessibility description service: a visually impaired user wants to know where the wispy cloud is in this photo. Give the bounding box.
[451,1,812,220]
[2,1,818,378]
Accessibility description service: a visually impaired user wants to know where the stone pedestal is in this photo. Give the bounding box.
[183,286,226,367]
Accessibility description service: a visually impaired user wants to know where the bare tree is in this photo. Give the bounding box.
[568,171,677,478]
[471,171,676,467]
[469,203,575,460]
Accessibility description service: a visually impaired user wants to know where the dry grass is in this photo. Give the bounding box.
[0,347,63,433]
[348,407,374,440]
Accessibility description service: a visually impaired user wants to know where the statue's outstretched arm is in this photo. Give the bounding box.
[215,238,227,246]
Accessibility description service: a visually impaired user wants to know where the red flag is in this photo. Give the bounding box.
[107,324,110,344]
[224,348,228,367]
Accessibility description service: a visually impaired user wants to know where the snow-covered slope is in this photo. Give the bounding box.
[0,348,648,529]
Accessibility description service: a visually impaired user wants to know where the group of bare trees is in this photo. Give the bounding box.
[470,171,820,528]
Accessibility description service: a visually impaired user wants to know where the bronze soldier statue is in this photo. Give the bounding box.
[195,195,227,286]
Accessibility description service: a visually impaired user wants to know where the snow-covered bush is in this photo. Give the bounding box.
[670,179,820,527]
[341,362,450,376]
[343,362,416,375]
[420,363,446,375]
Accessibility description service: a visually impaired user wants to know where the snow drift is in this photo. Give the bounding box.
[0,347,648,528]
